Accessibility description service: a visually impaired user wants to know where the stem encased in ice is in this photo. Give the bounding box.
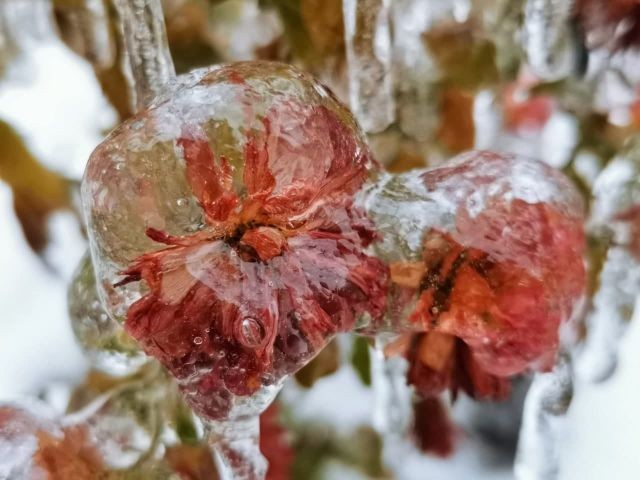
[111,0,175,112]
[514,353,573,480]
[343,0,395,134]
[205,416,268,480]
[523,0,581,81]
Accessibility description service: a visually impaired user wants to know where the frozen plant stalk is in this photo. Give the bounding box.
[205,417,267,480]
[514,354,573,480]
[343,0,395,133]
[578,248,640,382]
[523,0,582,81]
[111,0,175,111]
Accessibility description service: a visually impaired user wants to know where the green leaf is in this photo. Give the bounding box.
[351,336,371,386]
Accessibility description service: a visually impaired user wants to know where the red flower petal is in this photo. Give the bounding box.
[178,130,239,223]
[240,227,287,262]
[122,224,387,420]
[412,397,456,458]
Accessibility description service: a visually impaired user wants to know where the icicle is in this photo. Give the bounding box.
[514,353,573,480]
[370,334,414,472]
[343,0,395,133]
[578,248,640,382]
[205,416,267,480]
[54,0,115,70]
[68,253,147,377]
[390,0,437,141]
[111,0,175,112]
[371,335,413,437]
[579,135,640,382]
[523,0,583,81]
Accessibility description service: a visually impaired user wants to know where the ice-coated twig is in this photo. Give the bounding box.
[578,247,640,382]
[111,0,175,112]
[514,352,573,480]
[523,0,582,81]
[343,0,395,133]
[205,417,267,480]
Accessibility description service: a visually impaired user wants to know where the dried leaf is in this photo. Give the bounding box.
[437,88,475,153]
[164,0,221,75]
[165,444,220,480]
[423,21,499,90]
[295,339,340,388]
[0,120,71,253]
[300,0,344,56]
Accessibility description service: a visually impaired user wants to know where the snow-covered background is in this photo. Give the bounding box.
[1,34,639,480]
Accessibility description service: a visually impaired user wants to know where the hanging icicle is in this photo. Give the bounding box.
[343,0,395,133]
[523,0,585,81]
[371,335,413,437]
[514,353,573,480]
[579,135,640,382]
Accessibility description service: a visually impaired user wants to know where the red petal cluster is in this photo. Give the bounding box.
[397,168,584,455]
[118,100,388,420]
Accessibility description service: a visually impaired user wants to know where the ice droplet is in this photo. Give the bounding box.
[240,318,267,349]
[193,336,203,345]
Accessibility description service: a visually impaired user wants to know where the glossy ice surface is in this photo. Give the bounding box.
[361,151,586,395]
[82,61,387,420]
[68,254,147,376]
